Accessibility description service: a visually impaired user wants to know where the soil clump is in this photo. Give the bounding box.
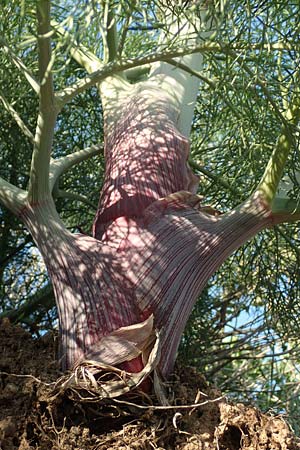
[0,318,299,450]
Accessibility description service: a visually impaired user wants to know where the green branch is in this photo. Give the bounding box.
[167,58,216,88]
[55,44,218,106]
[117,1,136,58]
[28,0,58,203]
[55,40,300,108]
[54,189,97,210]
[189,158,240,196]
[256,128,294,205]
[256,97,300,205]
[105,6,118,63]
[228,49,288,125]
[0,91,35,143]
[0,177,27,215]
[49,144,103,191]
[52,20,102,73]
[0,37,40,94]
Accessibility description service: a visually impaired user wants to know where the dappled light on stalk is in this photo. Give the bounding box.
[20,176,273,380]
[16,43,284,385]
[0,1,300,432]
[93,81,199,240]
[19,201,142,370]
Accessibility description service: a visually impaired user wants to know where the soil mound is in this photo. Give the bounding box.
[1,319,299,450]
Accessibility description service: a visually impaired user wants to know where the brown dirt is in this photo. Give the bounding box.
[0,318,299,450]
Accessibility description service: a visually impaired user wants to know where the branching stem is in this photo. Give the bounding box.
[28,0,57,203]
[256,97,300,206]
[55,189,97,210]
[51,20,103,73]
[0,178,26,214]
[54,43,258,107]
[0,91,35,143]
[49,144,103,192]
[189,159,240,196]
[105,6,118,63]
[0,37,40,94]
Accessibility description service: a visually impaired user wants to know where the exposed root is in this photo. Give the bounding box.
[49,326,166,406]
[50,360,156,403]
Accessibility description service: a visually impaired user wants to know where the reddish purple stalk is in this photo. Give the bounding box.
[20,89,274,378]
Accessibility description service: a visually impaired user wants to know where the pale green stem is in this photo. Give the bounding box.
[271,197,300,216]
[28,0,58,203]
[56,41,300,108]
[105,7,118,63]
[257,129,293,205]
[0,37,40,94]
[277,52,290,113]
[256,102,300,206]
[228,49,287,125]
[49,144,103,191]
[55,189,97,210]
[0,177,27,215]
[124,66,151,82]
[0,91,35,143]
[51,20,103,73]
[117,1,136,58]
[167,58,242,121]
[189,158,240,196]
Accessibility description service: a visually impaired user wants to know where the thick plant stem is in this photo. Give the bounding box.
[93,85,199,239]
[19,190,273,377]
[19,199,143,369]
[17,75,279,377]
[132,192,271,377]
[100,192,273,376]
[20,70,281,382]
[16,1,287,382]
